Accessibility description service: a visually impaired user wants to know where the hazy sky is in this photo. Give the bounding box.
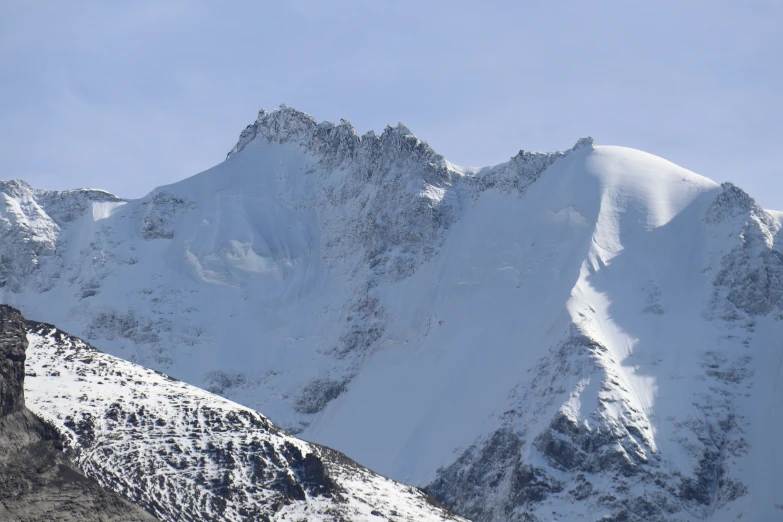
[1,1,781,208]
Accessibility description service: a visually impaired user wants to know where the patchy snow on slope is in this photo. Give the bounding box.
[23,321,463,522]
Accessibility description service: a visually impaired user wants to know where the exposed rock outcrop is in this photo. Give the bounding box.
[23,316,465,521]
[0,305,156,521]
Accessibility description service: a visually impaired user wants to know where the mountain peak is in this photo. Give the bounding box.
[226,105,444,172]
[0,179,34,198]
[703,181,764,225]
[387,122,413,137]
[228,105,347,159]
[572,136,595,150]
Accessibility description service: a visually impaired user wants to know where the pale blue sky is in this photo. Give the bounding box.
[1,1,781,208]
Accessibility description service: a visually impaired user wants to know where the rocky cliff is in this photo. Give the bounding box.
[0,305,156,521]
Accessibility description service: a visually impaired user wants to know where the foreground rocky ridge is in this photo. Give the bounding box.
[22,311,463,521]
[0,305,156,521]
[2,106,782,521]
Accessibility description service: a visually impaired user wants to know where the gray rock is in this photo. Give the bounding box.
[0,305,157,521]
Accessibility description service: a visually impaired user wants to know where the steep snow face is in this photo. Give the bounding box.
[310,145,718,474]
[421,168,783,521]
[23,320,463,522]
[3,106,783,521]
[0,106,571,433]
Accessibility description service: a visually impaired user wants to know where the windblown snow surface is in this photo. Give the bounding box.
[3,105,783,520]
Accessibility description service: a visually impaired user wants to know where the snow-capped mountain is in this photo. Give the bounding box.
[2,105,782,521]
[20,310,462,521]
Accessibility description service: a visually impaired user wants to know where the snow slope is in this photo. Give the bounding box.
[3,105,782,520]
